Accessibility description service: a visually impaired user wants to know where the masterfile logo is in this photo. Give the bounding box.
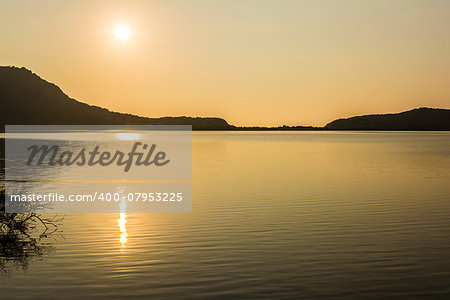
[5,125,192,213]
[25,142,170,172]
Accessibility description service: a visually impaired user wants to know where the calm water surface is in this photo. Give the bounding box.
[1,131,450,299]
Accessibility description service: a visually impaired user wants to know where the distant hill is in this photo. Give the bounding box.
[1,66,449,131]
[0,66,233,130]
[325,108,450,130]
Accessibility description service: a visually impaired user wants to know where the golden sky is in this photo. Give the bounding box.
[1,0,449,126]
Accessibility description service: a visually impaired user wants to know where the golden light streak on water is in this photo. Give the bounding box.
[117,212,128,248]
[115,132,141,140]
[117,188,128,249]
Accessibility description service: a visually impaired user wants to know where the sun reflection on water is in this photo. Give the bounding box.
[115,132,141,140]
[117,188,128,249]
[118,212,128,248]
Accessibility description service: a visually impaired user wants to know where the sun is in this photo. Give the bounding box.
[114,25,130,41]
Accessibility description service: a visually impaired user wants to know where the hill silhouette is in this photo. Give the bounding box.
[325,108,450,130]
[0,66,233,130]
[1,66,449,131]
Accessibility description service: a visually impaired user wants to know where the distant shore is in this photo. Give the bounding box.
[1,66,449,131]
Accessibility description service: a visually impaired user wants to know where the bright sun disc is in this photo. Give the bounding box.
[114,25,130,40]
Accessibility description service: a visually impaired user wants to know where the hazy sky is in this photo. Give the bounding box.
[1,0,449,126]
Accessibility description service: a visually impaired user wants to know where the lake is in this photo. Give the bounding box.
[1,131,450,299]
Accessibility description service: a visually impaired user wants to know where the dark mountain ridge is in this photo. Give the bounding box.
[325,108,450,130]
[1,66,449,130]
[1,66,232,130]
